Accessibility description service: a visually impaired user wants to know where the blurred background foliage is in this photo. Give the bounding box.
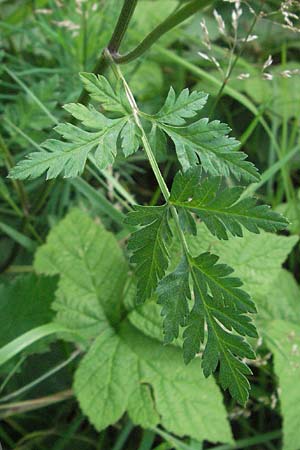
[0,0,300,449]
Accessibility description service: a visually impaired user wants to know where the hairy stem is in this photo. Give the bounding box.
[105,50,190,258]
[108,0,139,54]
[77,0,139,105]
[77,0,212,105]
[113,0,212,64]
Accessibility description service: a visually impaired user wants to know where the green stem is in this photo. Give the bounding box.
[76,0,138,106]
[114,0,212,64]
[108,0,139,53]
[106,50,191,259]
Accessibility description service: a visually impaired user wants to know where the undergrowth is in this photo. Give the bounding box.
[0,1,300,449]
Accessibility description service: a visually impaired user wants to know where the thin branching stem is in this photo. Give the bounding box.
[113,0,212,64]
[105,49,191,259]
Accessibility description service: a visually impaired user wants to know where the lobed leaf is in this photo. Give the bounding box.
[79,72,127,114]
[188,253,257,405]
[74,320,233,443]
[266,320,300,450]
[158,118,260,181]
[10,76,140,180]
[170,168,288,239]
[125,205,173,303]
[157,257,190,343]
[36,209,233,443]
[34,208,128,339]
[155,86,208,125]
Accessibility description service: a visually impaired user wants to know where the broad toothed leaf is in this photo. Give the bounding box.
[266,320,300,450]
[35,209,232,443]
[170,168,288,239]
[125,205,172,303]
[158,117,259,181]
[155,87,208,125]
[34,209,128,339]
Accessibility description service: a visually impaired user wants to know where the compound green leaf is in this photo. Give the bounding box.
[9,74,141,180]
[155,87,208,125]
[125,205,173,303]
[36,209,232,444]
[157,257,190,343]
[9,114,128,179]
[160,119,259,181]
[188,253,257,405]
[79,72,127,114]
[170,169,288,240]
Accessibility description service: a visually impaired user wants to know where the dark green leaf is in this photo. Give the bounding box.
[171,168,288,239]
[125,205,172,303]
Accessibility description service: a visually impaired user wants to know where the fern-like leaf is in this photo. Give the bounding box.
[170,168,288,239]
[189,253,257,405]
[155,87,208,125]
[156,105,259,180]
[9,101,140,179]
[125,205,172,303]
[157,257,190,343]
[157,249,257,405]
[79,72,127,114]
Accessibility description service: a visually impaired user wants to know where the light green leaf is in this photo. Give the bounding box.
[120,118,140,157]
[160,119,259,181]
[9,116,127,180]
[157,257,190,343]
[155,87,208,125]
[125,205,173,303]
[34,208,128,340]
[63,103,109,129]
[36,209,232,443]
[185,223,298,303]
[79,72,127,114]
[74,327,137,431]
[266,320,300,450]
[266,270,300,323]
[170,169,288,240]
[128,300,165,344]
[75,320,233,443]
[189,253,257,405]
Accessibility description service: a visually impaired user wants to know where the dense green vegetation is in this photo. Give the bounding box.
[0,0,300,449]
